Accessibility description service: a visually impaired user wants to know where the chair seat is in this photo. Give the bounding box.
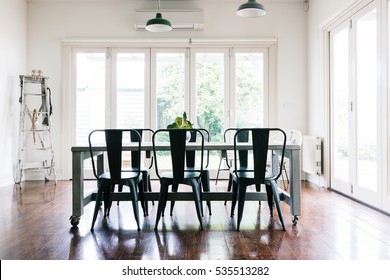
[232,170,275,181]
[99,171,142,181]
[160,171,201,179]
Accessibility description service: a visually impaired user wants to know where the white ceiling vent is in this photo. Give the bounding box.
[134,9,204,31]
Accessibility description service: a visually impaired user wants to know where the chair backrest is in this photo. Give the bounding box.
[233,128,286,183]
[186,128,210,168]
[286,129,303,145]
[88,129,142,184]
[270,129,302,146]
[224,128,249,168]
[152,129,204,184]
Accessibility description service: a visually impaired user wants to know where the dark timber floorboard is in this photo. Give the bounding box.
[1,180,390,260]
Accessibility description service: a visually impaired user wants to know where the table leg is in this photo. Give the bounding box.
[70,151,85,226]
[289,149,301,224]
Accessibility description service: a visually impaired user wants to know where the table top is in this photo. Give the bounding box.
[71,142,301,152]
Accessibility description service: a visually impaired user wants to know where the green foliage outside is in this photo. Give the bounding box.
[156,53,264,142]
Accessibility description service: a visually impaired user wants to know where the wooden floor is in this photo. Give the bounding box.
[1,179,390,260]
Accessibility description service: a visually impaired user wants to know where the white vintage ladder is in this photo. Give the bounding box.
[15,74,56,184]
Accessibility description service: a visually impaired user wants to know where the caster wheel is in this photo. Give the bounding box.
[292,216,298,226]
[70,216,80,226]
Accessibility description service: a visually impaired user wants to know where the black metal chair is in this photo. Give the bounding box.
[153,129,205,230]
[215,128,261,205]
[118,128,154,215]
[170,128,211,215]
[88,129,144,231]
[230,128,287,231]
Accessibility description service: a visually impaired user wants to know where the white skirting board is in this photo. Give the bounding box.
[302,135,322,175]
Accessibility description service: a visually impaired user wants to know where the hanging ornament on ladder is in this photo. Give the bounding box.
[32,108,38,145]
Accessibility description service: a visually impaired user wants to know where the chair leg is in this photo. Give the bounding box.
[230,180,238,217]
[117,184,123,205]
[281,171,287,190]
[284,162,289,184]
[138,180,147,217]
[270,180,286,231]
[265,184,274,216]
[201,170,212,215]
[154,182,169,230]
[129,182,141,231]
[236,184,247,231]
[141,171,148,216]
[280,162,289,191]
[224,173,233,205]
[191,180,204,230]
[104,182,113,216]
[255,183,261,204]
[170,183,179,216]
[91,181,104,231]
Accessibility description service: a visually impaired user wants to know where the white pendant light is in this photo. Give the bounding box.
[146,0,172,32]
[237,0,267,18]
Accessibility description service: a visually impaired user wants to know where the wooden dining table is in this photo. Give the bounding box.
[69,142,301,226]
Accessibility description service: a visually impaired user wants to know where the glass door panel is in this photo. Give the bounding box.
[235,52,265,128]
[331,26,350,189]
[356,8,378,192]
[116,52,146,128]
[193,51,226,173]
[194,52,225,142]
[155,52,186,129]
[75,52,106,145]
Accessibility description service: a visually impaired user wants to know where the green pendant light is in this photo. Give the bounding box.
[237,0,267,18]
[146,0,172,32]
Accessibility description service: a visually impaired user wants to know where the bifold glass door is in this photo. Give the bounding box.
[330,2,382,207]
[71,45,271,179]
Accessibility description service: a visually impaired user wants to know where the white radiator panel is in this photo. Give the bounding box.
[302,135,322,175]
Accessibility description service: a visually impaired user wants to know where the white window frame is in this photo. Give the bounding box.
[61,39,277,179]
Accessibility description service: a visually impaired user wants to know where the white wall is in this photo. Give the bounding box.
[307,0,359,137]
[0,0,26,187]
[306,0,369,185]
[26,0,308,179]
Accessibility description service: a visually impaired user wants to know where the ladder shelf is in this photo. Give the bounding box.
[15,74,56,184]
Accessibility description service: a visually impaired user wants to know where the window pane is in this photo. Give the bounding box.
[235,53,264,127]
[332,27,350,183]
[116,53,145,128]
[356,9,377,191]
[155,53,185,129]
[76,53,105,145]
[195,53,224,142]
